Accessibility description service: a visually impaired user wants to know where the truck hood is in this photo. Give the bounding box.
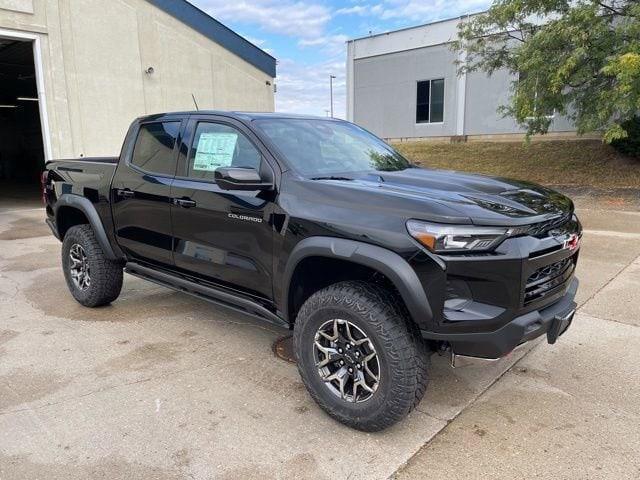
[307,167,573,226]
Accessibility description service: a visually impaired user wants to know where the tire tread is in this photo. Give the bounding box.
[62,224,123,307]
[293,280,430,431]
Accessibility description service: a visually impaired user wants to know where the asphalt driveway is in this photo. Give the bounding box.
[0,199,638,479]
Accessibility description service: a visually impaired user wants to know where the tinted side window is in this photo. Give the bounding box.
[131,122,180,175]
[416,81,430,123]
[187,122,261,181]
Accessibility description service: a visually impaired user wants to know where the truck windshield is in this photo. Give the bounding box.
[253,118,411,177]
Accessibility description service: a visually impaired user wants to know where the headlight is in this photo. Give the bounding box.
[407,220,510,253]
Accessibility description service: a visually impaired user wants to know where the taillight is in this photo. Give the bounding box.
[41,171,48,205]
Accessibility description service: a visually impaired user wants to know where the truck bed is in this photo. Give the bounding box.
[45,157,118,200]
[47,156,118,164]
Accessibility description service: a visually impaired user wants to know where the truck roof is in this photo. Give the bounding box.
[136,111,342,123]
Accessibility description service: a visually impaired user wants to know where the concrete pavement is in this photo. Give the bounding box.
[0,201,638,479]
[395,313,640,480]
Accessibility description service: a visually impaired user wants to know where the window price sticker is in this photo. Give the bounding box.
[193,132,238,171]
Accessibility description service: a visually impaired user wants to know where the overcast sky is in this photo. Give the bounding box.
[189,0,491,118]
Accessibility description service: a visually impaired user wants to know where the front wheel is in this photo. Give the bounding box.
[61,224,123,307]
[293,281,430,431]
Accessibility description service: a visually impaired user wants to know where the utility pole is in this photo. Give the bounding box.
[329,74,336,118]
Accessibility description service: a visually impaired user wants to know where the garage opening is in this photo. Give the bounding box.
[0,38,45,203]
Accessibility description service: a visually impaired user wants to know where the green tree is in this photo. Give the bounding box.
[453,1,640,142]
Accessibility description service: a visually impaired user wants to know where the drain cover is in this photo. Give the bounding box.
[274,335,296,363]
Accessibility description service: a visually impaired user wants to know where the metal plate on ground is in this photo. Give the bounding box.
[273,334,296,363]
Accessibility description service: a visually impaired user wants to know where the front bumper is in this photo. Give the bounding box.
[422,277,578,359]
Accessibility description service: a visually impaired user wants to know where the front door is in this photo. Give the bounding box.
[170,117,276,302]
[111,119,182,267]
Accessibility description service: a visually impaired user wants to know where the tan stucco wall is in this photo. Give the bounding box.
[0,0,275,158]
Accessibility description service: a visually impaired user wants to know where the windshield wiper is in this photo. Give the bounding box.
[309,176,354,181]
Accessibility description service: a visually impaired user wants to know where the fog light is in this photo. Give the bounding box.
[444,279,473,311]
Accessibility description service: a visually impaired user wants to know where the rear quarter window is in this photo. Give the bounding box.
[130,122,180,176]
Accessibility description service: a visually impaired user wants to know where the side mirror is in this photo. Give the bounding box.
[214,167,273,191]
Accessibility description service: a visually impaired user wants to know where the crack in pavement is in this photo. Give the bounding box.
[583,229,640,238]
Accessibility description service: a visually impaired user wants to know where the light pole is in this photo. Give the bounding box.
[329,74,336,118]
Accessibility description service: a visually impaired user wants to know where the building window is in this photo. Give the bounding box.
[517,72,555,119]
[416,79,444,124]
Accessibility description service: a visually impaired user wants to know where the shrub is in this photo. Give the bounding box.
[611,117,640,158]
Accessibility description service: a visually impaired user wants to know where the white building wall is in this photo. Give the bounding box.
[347,16,578,140]
[0,0,275,158]
[352,44,459,139]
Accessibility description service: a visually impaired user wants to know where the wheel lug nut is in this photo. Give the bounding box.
[348,367,353,373]
[357,364,362,369]
[339,360,344,366]
[355,351,360,357]
[338,348,343,353]
[346,344,351,349]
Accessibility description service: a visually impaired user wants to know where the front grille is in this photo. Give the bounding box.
[520,213,572,238]
[524,256,575,305]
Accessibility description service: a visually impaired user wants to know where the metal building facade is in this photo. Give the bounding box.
[346,17,575,141]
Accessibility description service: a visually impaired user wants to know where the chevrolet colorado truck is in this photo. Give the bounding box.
[43,112,581,431]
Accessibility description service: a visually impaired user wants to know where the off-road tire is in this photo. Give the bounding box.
[293,280,430,431]
[61,224,123,307]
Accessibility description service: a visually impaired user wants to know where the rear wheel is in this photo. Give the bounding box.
[61,225,123,307]
[293,281,430,431]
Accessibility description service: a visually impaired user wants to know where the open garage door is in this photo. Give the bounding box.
[0,37,45,203]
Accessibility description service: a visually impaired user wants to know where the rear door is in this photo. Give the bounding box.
[111,118,183,267]
[170,115,277,301]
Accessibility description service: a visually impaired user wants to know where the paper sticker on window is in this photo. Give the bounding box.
[193,132,238,171]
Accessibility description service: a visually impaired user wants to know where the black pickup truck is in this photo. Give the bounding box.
[43,111,581,431]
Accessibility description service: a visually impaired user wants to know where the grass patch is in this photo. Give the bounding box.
[393,140,640,189]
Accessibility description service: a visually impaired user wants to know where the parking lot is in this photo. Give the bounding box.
[1,194,639,479]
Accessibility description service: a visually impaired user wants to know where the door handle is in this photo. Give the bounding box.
[116,188,134,198]
[173,198,197,208]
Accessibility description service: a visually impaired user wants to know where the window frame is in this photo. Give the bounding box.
[517,71,556,121]
[415,78,445,125]
[127,119,183,178]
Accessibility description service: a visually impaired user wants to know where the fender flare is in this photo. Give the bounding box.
[282,236,433,328]
[54,194,119,261]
